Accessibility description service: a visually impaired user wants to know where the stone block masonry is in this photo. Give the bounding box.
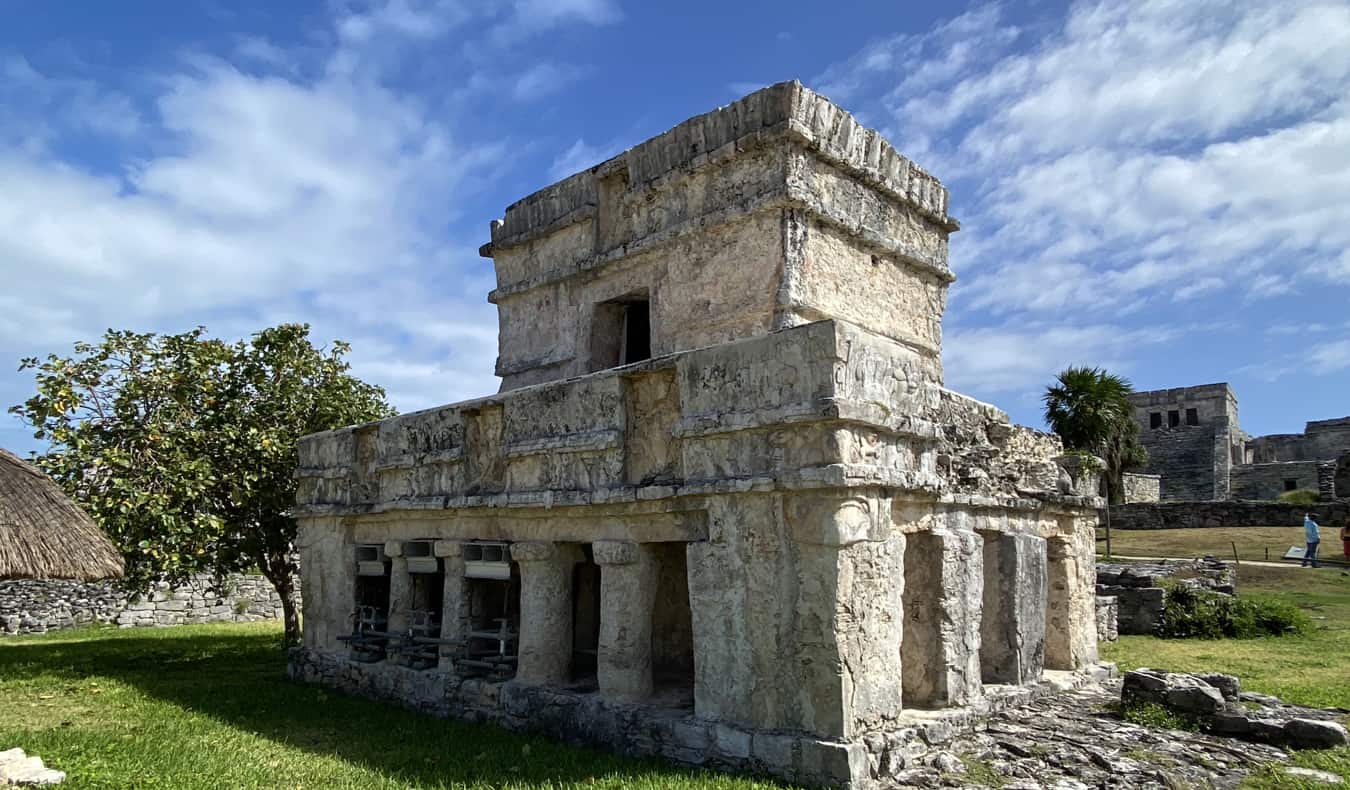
[1095,558,1235,635]
[290,81,1106,788]
[0,574,291,636]
[1110,501,1349,531]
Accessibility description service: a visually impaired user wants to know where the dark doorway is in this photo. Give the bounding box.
[589,294,651,371]
[571,554,602,684]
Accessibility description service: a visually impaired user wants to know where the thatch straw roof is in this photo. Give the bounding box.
[0,448,123,581]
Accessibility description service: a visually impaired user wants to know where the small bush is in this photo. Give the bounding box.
[1278,489,1320,505]
[1156,585,1310,639]
[233,598,253,616]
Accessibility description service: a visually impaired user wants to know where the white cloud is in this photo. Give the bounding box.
[943,323,1178,397]
[510,62,584,101]
[1311,340,1350,374]
[547,138,612,180]
[0,0,618,429]
[815,0,1350,407]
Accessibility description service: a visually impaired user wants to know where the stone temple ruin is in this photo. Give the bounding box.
[289,81,1106,788]
[1128,383,1350,502]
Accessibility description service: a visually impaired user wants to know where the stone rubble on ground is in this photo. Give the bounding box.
[0,749,65,786]
[883,677,1347,789]
[1123,669,1350,750]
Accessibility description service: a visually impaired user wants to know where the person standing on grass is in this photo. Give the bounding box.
[1341,520,1350,562]
[1302,513,1321,568]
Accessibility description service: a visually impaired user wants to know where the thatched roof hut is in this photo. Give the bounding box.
[0,448,123,580]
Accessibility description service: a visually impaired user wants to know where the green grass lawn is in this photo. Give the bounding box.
[5,562,1348,790]
[1101,562,1350,788]
[0,624,792,790]
[1099,525,1349,564]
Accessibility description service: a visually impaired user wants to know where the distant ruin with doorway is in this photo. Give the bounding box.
[1127,383,1349,502]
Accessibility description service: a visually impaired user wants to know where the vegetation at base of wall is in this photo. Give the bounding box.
[1104,565,1350,787]
[1113,701,1205,732]
[0,624,793,790]
[1278,489,1321,505]
[1155,584,1310,639]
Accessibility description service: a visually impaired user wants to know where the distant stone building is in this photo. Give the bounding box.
[1128,383,1349,502]
[289,82,1105,788]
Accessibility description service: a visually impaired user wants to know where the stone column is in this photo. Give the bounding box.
[384,540,411,634]
[1045,519,1099,670]
[980,532,1047,684]
[435,540,467,658]
[901,528,983,708]
[593,540,659,700]
[295,517,352,652]
[510,541,582,685]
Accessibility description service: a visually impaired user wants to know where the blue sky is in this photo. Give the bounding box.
[2,0,1349,456]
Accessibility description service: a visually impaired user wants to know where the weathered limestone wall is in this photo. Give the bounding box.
[1229,461,1328,500]
[1,574,289,636]
[1121,473,1160,503]
[1110,501,1349,530]
[1249,418,1350,464]
[486,81,957,391]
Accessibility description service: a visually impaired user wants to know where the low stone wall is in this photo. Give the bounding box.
[1110,501,1349,531]
[0,574,289,636]
[289,647,1112,788]
[1121,473,1160,504]
[1228,461,1329,502]
[1095,559,1235,636]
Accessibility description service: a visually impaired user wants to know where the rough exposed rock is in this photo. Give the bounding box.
[1120,669,1349,752]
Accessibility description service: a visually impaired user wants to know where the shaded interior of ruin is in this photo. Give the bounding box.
[349,544,391,663]
[461,542,520,681]
[589,294,652,371]
[341,538,700,709]
[650,543,694,697]
[571,549,601,685]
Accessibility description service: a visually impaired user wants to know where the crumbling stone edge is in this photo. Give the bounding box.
[289,648,1115,788]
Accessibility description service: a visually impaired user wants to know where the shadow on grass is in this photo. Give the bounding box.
[0,626,782,789]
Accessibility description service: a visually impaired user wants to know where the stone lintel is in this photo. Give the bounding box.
[785,493,891,547]
[509,541,558,564]
[592,540,640,565]
[351,510,709,546]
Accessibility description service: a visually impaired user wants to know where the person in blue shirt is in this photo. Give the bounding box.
[1302,513,1321,568]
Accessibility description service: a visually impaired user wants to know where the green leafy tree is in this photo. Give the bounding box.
[1043,366,1147,505]
[10,324,394,644]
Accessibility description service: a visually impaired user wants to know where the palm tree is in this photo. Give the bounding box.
[1043,366,1147,505]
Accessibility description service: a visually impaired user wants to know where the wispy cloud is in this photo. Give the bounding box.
[0,0,617,442]
[814,0,1350,412]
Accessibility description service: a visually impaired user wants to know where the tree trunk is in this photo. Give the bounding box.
[262,561,302,647]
